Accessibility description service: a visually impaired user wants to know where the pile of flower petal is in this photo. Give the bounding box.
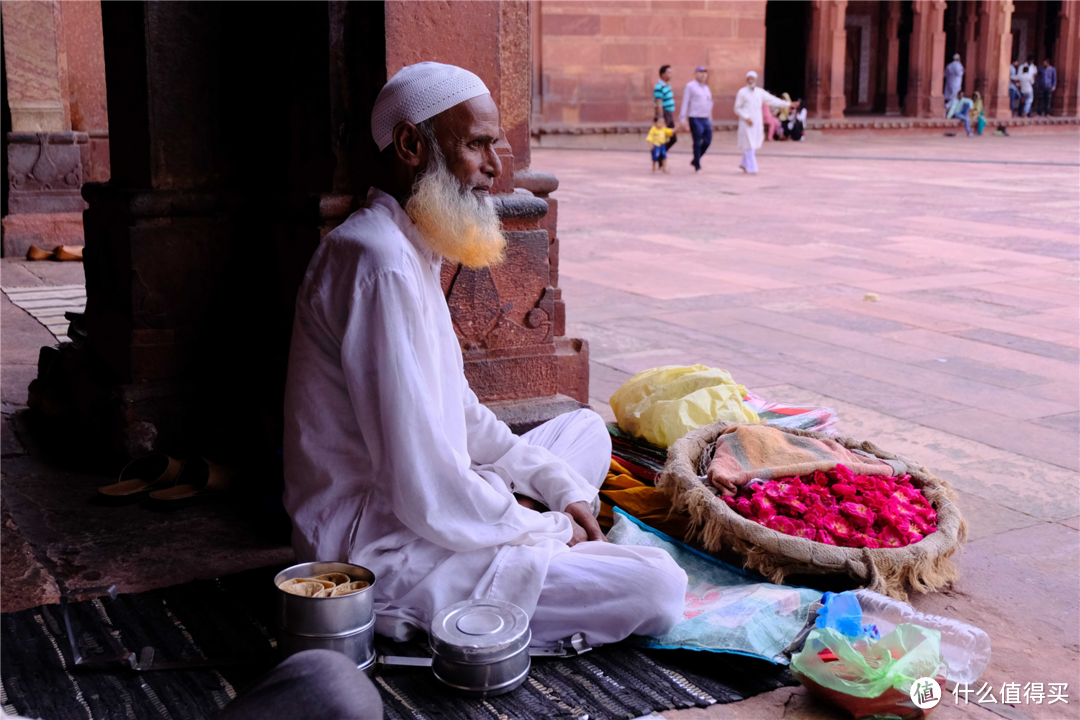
[722,464,937,548]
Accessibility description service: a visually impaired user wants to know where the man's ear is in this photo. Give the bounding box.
[392,121,424,168]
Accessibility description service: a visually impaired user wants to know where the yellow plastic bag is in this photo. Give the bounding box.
[610,364,759,448]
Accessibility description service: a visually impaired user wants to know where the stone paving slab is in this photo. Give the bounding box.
[537,131,1079,719]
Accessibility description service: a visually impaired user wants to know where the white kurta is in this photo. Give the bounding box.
[734,86,790,151]
[283,189,621,641]
[944,61,964,101]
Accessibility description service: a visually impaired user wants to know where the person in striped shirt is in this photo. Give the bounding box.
[653,65,677,151]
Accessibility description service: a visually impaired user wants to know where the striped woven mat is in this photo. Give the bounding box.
[1,566,795,720]
[1,284,86,343]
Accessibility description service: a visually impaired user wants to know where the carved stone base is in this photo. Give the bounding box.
[486,393,589,435]
[7,132,89,214]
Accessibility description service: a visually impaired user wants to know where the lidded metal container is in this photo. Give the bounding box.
[429,599,532,697]
[273,561,377,671]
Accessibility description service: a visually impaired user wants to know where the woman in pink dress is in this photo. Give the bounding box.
[761,101,780,142]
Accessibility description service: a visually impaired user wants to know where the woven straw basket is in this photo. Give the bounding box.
[657,420,968,600]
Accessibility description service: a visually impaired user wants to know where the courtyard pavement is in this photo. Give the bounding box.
[534,127,1079,719]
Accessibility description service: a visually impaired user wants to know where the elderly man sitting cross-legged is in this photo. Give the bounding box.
[283,62,687,649]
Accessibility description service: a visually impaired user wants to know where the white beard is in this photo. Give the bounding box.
[404,152,506,269]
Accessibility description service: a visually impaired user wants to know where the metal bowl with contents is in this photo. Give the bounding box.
[273,561,377,671]
[428,599,532,697]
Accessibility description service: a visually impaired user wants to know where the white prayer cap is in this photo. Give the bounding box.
[746,70,758,79]
[953,53,961,60]
[371,62,491,151]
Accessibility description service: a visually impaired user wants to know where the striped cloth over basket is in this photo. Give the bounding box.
[1,284,86,343]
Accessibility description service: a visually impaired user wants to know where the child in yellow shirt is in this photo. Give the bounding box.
[646,116,674,173]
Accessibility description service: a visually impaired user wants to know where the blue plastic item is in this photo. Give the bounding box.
[815,591,880,640]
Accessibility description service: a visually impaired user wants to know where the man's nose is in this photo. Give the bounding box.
[485,145,502,179]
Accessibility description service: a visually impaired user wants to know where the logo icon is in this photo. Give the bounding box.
[910,677,942,709]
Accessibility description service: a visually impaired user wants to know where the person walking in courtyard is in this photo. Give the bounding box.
[943,53,964,112]
[1036,58,1057,116]
[678,66,713,171]
[1017,55,1038,117]
[647,115,673,173]
[653,65,677,151]
[734,70,791,174]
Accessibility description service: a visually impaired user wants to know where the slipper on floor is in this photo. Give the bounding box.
[148,457,233,506]
[52,245,83,261]
[26,245,52,261]
[98,454,185,503]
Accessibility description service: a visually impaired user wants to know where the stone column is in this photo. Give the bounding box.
[60,0,110,183]
[1,0,87,256]
[806,0,848,119]
[906,0,947,117]
[385,0,589,423]
[1052,0,1080,116]
[975,0,1015,119]
[882,0,903,115]
[961,0,978,95]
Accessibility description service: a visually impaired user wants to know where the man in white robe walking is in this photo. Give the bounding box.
[734,71,791,174]
[943,54,964,110]
[283,62,687,649]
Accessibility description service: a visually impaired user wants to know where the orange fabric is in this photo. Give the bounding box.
[598,458,691,541]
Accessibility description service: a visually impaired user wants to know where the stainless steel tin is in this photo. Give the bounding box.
[429,599,532,697]
[274,561,377,667]
[273,561,376,637]
[276,616,376,668]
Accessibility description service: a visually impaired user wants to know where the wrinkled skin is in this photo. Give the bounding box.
[384,95,502,203]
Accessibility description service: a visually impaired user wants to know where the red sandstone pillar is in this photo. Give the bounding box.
[1052,1,1080,116]
[806,0,848,119]
[384,0,589,413]
[906,0,947,117]
[883,0,902,115]
[961,1,978,96]
[975,0,1014,119]
[1,0,90,256]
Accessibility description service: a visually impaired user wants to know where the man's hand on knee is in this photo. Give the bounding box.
[563,501,606,545]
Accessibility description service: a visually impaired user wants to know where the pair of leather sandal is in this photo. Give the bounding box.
[26,245,83,261]
[97,454,232,506]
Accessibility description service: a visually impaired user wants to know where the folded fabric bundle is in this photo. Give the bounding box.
[743,391,838,435]
[708,424,902,490]
[607,423,667,481]
[598,459,691,540]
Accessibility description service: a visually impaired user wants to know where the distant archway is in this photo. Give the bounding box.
[764,1,809,102]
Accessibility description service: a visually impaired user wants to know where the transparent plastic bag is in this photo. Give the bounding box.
[855,589,991,685]
[791,624,946,719]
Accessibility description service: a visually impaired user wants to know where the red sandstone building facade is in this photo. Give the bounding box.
[534,0,1080,129]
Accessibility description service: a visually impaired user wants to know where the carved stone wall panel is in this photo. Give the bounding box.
[6,131,88,214]
[441,228,553,353]
[463,351,559,402]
